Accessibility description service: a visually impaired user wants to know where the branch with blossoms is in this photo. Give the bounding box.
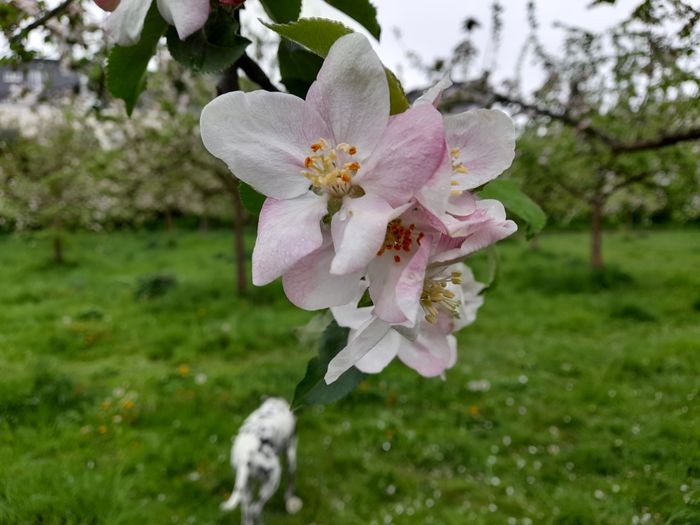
[85,1,546,406]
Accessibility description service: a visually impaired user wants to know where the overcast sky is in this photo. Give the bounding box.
[4,0,672,95]
[291,0,644,92]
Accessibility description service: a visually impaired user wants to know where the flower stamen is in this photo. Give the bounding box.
[302,139,361,198]
[450,147,468,196]
[420,271,463,323]
[377,219,418,259]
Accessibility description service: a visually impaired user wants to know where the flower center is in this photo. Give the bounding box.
[450,147,468,196]
[302,138,362,198]
[377,219,425,263]
[420,271,463,323]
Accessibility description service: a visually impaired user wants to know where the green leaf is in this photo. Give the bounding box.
[259,0,301,23]
[166,11,250,73]
[106,4,167,115]
[263,17,353,57]
[277,40,323,97]
[322,0,381,39]
[478,179,547,238]
[385,68,410,115]
[239,181,265,216]
[264,18,408,114]
[291,320,365,410]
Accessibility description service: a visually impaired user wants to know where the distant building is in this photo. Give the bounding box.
[0,60,83,137]
[0,59,81,101]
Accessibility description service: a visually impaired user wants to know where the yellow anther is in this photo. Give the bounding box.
[420,271,463,323]
[301,139,361,198]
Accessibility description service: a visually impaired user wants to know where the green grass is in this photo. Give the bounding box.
[0,229,699,525]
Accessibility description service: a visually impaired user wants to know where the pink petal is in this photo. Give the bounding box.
[283,240,365,310]
[329,194,399,275]
[252,194,328,285]
[156,0,209,40]
[397,329,457,378]
[325,317,391,384]
[430,200,517,267]
[360,103,447,207]
[445,109,515,190]
[306,33,389,157]
[200,91,330,199]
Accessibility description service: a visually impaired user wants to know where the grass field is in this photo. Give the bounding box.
[0,229,698,525]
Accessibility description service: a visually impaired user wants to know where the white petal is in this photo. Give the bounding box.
[105,0,152,46]
[252,194,327,285]
[414,75,452,107]
[445,109,515,190]
[156,0,209,40]
[330,194,398,275]
[200,91,330,199]
[324,317,391,384]
[306,33,389,156]
[355,329,401,374]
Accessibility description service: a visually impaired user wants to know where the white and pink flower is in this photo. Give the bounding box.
[326,263,485,382]
[201,33,447,294]
[95,0,210,46]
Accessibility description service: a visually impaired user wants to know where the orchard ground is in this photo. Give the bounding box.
[0,228,698,525]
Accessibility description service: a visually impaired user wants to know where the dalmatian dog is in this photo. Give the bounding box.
[220,398,302,525]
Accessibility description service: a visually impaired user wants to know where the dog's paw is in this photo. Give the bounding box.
[220,500,235,512]
[285,496,303,514]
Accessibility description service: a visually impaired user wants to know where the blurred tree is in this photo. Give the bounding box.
[426,0,700,269]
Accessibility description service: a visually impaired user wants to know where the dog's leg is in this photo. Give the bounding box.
[241,489,254,525]
[284,433,302,514]
[250,460,280,525]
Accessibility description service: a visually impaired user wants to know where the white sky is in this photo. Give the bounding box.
[295,0,643,92]
[5,0,667,95]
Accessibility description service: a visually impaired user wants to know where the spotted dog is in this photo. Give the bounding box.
[220,398,302,525]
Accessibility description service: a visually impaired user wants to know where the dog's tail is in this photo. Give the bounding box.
[220,461,248,512]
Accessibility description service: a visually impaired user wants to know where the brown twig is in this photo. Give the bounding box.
[10,0,74,44]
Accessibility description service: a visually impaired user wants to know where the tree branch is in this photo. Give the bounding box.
[10,0,74,44]
[489,91,700,155]
[236,53,279,92]
[609,128,700,154]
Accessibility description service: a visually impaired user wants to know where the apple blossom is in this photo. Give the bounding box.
[415,78,517,235]
[200,33,447,289]
[95,0,210,46]
[326,263,485,382]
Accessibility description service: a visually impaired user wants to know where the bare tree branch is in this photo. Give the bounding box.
[236,53,280,92]
[10,0,74,45]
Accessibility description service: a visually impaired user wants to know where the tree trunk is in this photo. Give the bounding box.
[199,215,209,233]
[590,198,604,270]
[164,209,173,231]
[53,234,64,264]
[227,179,248,294]
[217,62,248,295]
